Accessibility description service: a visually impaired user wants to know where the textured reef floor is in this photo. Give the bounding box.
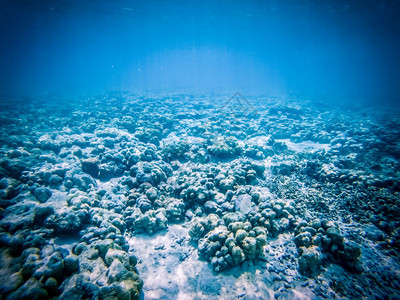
[0,93,399,299]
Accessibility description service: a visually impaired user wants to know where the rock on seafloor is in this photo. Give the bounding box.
[0,94,399,299]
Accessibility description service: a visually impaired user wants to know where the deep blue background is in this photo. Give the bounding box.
[0,0,399,102]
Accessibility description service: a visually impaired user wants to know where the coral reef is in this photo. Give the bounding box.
[0,94,399,299]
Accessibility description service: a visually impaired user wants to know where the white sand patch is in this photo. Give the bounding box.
[276,139,330,153]
[246,136,274,147]
[128,225,305,299]
[46,190,68,210]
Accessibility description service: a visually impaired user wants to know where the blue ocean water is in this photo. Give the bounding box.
[1,0,400,102]
[0,1,400,299]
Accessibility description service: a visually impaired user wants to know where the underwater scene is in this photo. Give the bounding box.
[1,1,400,299]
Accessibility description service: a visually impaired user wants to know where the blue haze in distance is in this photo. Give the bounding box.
[0,0,399,104]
